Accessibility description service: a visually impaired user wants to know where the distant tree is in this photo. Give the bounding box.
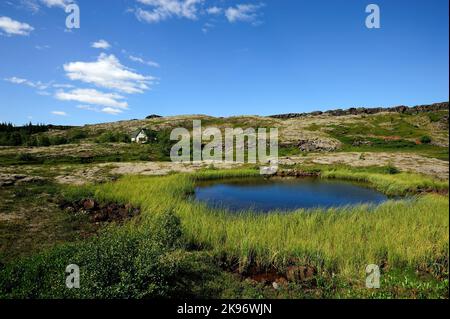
[10,132,22,146]
[0,122,73,146]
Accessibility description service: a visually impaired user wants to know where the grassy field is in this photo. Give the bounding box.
[2,166,447,299]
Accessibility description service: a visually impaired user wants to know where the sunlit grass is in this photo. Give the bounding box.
[88,169,449,278]
[321,169,449,195]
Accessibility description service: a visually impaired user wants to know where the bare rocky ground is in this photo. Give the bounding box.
[0,151,447,187]
[0,152,438,186]
[0,107,448,185]
[55,161,244,185]
[279,152,450,179]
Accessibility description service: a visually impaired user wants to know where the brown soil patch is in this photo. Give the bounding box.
[59,199,140,224]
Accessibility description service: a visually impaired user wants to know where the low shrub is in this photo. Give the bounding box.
[15,153,37,162]
[96,132,131,143]
[420,135,432,144]
[0,210,214,299]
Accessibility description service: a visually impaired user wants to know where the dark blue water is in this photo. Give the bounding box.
[194,177,389,213]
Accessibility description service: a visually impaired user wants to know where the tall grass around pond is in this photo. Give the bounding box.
[89,168,449,277]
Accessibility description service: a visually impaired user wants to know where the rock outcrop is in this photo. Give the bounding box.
[296,138,341,152]
[270,102,449,119]
[0,174,46,187]
[146,114,162,119]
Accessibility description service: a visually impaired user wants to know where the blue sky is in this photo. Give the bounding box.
[0,0,448,125]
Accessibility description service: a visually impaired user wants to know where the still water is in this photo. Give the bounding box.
[194,177,389,213]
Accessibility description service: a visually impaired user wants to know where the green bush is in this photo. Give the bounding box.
[420,136,432,144]
[0,210,211,299]
[96,132,131,143]
[50,136,68,145]
[67,129,88,143]
[16,153,37,162]
[385,165,400,175]
[37,135,50,147]
[152,211,183,249]
[154,129,174,159]
[26,136,38,147]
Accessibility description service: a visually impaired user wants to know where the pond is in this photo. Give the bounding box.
[194,177,389,213]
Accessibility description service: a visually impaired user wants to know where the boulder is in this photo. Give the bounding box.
[146,114,162,119]
[297,138,341,152]
[0,174,45,187]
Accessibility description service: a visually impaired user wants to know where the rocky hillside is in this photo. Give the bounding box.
[0,102,448,164]
[270,102,449,119]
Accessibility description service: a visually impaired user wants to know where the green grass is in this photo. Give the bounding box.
[325,114,427,139]
[320,169,448,195]
[318,113,449,161]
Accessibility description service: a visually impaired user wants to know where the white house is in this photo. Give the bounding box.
[131,128,149,144]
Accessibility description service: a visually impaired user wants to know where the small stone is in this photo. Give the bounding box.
[83,199,96,210]
[286,266,316,282]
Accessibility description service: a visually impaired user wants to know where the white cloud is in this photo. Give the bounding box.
[101,107,123,115]
[202,22,214,34]
[91,39,111,50]
[77,104,99,111]
[129,55,160,68]
[206,6,222,15]
[51,110,68,116]
[5,77,79,95]
[135,0,203,23]
[225,3,264,24]
[0,16,34,36]
[35,44,51,50]
[52,83,74,88]
[16,0,73,13]
[4,77,49,90]
[63,53,155,94]
[77,104,123,115]
[5,77,28,85]
[19,0,41,14]
[40,0,72,9]
[37,91,51,96]
[55,88,129,109]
